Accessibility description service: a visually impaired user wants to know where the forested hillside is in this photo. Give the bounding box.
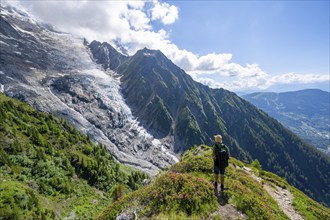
[0,93,148,219]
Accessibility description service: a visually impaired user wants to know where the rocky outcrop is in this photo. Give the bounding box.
[88,40,127,71]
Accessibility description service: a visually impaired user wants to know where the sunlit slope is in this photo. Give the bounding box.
[98,145,330,220]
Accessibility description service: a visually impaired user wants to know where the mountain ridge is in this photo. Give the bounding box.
[88,41,330,207]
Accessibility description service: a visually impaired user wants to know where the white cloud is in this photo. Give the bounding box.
[126,9,151,31]
[190,70,329,92]
[270,72,329,84]
[150,1,179,25]
[10,0,174,53]
[195,53,233,71]
[127,1,145,10]
[4,0,329,93]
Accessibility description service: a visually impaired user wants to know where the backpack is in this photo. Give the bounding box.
[214,143,229,169]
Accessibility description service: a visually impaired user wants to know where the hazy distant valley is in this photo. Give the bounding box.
[243,90,330,156]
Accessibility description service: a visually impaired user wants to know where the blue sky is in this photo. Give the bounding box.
[6,0,330,93]
[168,1,329,77]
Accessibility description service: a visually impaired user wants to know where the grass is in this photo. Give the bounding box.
[98,145,296,219]
[290,186,330,220]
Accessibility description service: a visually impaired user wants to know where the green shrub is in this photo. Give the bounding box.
[251,159,262,171]
[0,181,53,219]
[98,171,218,219]
[171,145,213,173]
[111,184,127,201]
[141,172,217,217]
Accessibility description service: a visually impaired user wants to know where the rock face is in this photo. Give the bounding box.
[0,5,178,176]
[88,40,127,70]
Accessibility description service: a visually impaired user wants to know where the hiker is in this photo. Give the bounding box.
[213,134,230,192]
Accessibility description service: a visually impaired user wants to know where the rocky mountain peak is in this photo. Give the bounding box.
[131,47,174,67]
[137,47,162,56]
[88,40,127,70]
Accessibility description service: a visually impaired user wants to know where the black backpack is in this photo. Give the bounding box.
[214,143,229,169]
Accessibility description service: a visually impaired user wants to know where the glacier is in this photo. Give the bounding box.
[0,5,178,175]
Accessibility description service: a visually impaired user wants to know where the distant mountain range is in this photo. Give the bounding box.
[243,89,330,155]
[1,4,329,207]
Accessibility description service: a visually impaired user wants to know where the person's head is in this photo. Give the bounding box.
[214,134,222,143]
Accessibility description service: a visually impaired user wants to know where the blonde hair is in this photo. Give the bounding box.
[214,135,222,143]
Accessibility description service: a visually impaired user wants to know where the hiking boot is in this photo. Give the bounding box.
[220,184,225,191]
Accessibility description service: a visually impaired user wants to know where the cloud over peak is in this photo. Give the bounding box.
[4,0,329,93]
